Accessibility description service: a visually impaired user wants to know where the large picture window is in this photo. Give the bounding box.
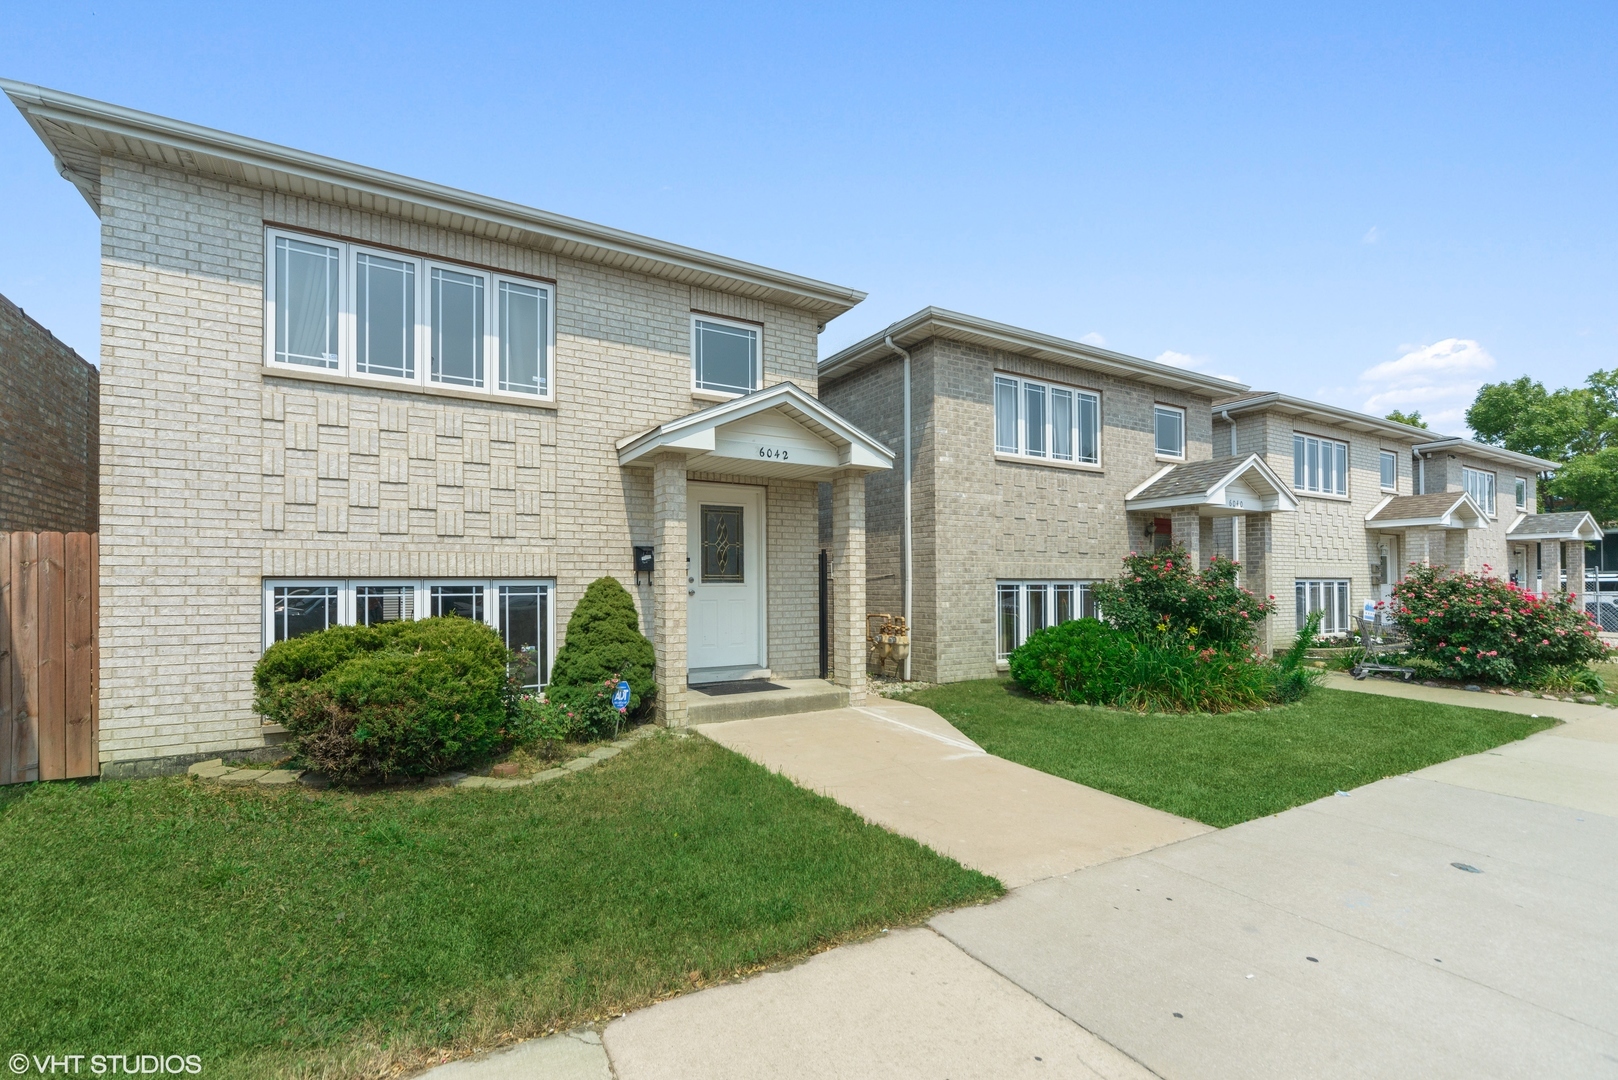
[1464,467,1497,517]
[264,579,553,689]
[1293,433,1348,495]
[692,316,760,396]
[1295,579,1351,636]
[265,228,552,401]
[992,374,1100,464]
[996,580,1098,659]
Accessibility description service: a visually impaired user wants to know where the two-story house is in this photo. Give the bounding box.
[818,308,1298,683]
[5,80,892,776]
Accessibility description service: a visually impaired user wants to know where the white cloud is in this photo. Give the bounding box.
[1079,332,1107,347]
[1154,349,1243,384]
[1362,225,1382,245]
[1356,338,1495,432]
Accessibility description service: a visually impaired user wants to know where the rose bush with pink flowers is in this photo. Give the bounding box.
[1390,564,1607,684]
[1091,549,1276,646]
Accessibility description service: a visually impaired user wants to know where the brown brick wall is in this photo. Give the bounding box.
[0,292,98,532]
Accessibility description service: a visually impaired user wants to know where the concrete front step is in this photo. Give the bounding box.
[686,678,849,725]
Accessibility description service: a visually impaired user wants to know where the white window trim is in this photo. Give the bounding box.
[1463,466,1498,518]
[995,579,1098,662]
[1291,431,1350,498]
[689,313,763,398]
[1514,475,1527,511]
[263,578,556,686]
[992,373,1102,467]
[264,227,555,405]
[1294,578,1352,636]
[1153,404,1186,461]
[1378,449,1399,493]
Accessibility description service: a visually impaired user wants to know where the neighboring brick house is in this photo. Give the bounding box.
[5,81,890,775]
[817,308,1289,683]
[0,291,98,532]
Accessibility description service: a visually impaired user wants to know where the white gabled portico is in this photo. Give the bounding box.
[1124,454,1299,570]
[617,382,894,725]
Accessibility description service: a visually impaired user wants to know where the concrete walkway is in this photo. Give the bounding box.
[695,699,1209,887]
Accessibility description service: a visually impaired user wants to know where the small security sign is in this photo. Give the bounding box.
[611,680,631,712]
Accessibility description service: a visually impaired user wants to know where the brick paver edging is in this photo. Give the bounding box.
[185,725,663,790]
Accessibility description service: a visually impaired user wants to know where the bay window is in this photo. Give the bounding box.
[265,228,552,400]
[993,374,1100,464]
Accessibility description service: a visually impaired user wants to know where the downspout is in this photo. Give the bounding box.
[1218,408,1236,456]
[885,334,913,681]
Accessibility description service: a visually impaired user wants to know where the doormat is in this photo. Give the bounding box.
[689,679,788,696]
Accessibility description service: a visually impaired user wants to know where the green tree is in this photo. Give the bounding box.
[1466,370,1618,523]
[1384,409,1427,429]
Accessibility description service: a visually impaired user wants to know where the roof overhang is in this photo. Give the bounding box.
[1365,492,1489,530]
[1506,511,1604,542]
[1,79,866,321]
[617,382,894,479]
[1123,454,1300,517]
[819,307,1248,396]
[1411,437,1560,474]
[1214,392,1437,443]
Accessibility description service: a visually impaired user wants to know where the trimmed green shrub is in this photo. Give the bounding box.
[1092,548,1275,647]
[1391,564,1608,684]
[254,617,515,782]
[549,577,656,715]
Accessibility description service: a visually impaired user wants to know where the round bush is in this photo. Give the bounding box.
[549,577,656,716]
[254,616,514,782]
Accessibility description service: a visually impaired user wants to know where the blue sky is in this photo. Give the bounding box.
[2,2,1613,433]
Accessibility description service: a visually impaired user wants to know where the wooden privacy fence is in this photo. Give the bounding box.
[0,532,98,783]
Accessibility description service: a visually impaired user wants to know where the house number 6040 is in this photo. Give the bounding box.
[757,446,790,461]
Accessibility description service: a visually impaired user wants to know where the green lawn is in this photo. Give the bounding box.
[0,734,997,1078]
[903,681,1556,828]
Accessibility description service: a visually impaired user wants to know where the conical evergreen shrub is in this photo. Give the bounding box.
[548,576,657,715]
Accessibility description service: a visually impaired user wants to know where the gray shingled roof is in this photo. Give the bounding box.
[1131,459,1251,501]
[1366,493,1473,523]
[1508,512,1600,538]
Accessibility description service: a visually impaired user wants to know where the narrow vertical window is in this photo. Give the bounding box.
[274,237,340,369]
[1078,582,1097,620]
[997,583,1020,659]
[1307,439,1321,491]
[1077,392,1099,464]
[354,252,415,379]
[994,376,1019,454]
[1295,582,1307,631]
[693,318,759,395]
[1054,583,1074,625]
[1333,442,1348,495]
[1154,406,1184,457]
[431,267,485,388]
[499,281,548,395]
[1380,450,1397,491]
[1049,387,1073,461]
[1026,583,1048,634]
[500,585,549,689]
[1023,383,1047,457]
[1515,476,1527,510]
[1293,435,1306,489]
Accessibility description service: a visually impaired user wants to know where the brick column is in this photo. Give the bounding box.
[1244,514,1274,655]
[1229,514,1245,585]
[1564,539,1586,598]
[830,469,867,706]
[651,454,688,727]
[1540,539,1562,597]
[1170,507,1202,567]
[1406,527,1431,568]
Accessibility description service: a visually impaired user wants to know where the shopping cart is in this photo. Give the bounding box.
[1349,616,1416,681]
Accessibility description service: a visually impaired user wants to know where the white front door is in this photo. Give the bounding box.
[687,483,765,674]
[1377,536,1398,602]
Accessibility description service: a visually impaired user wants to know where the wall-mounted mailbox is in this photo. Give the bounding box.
[633,545,654,584]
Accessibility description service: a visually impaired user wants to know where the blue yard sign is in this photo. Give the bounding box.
[612,680,631,711]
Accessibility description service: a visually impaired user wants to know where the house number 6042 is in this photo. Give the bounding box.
[757,446,790,461]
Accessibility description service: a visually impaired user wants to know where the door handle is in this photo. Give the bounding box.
[688,589,696,596]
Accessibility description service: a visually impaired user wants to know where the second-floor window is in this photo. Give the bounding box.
[1293,433,1347,495]
[993,374,1100,464]
[1514,476,1527,510]
[266,228,553,400]
[692,316,760,395]
[1379,450,1397,491]
[1464,467,1497,516]
[1154,405,1185,458]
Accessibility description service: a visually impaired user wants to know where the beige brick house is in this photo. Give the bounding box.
[818,308,1294,682]
[5,81,890,775]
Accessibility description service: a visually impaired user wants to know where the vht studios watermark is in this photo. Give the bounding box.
[9,1055,202,1075]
